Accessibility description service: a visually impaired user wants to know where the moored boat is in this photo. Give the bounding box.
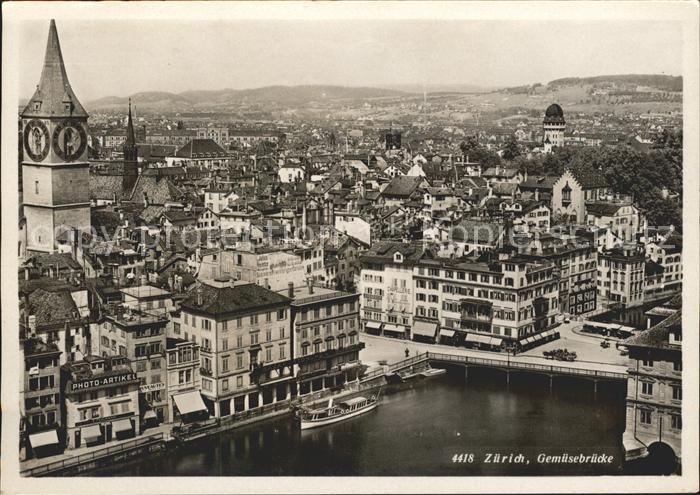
[420,367,447,378]
[298,393,381,430]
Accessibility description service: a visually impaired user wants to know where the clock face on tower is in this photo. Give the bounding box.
[23,119,50,162]
[52,119,87,162]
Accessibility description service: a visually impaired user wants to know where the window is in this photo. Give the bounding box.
[280,327,285,339]
[277,309,286,320]
[639,409,652,425]
[641,382,653,396]
[151,359,161,370]
[672,385,682,401]
[266,347,272,362]
[236,336,243,348]
[671,414,682,430]
[174,323,181,335]
[202,319,211,330]
[266,312,272,322]
[279,344,286,359]
[250,315,258,325]
[673,361,682,372]
[35,181,39,194]
[251,333,259,345]
[202,379,212,391]
[236,354,244,369]
[642,359,653,368]
[236,376,243,388]
[222,356,229,373]
[266,329,272,342]
[222,379,229,391]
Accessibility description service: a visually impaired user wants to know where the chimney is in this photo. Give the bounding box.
[288,282,294,298]
[197,287,203,306]
[307,278,314,295]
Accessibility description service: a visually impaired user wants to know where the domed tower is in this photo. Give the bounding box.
[20,20,90,254]
[543,103,565,153]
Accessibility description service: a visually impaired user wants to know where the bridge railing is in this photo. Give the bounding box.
[425,352,626,380]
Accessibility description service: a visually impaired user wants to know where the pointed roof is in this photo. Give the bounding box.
[21,20,87,118]
[125,99,136,146]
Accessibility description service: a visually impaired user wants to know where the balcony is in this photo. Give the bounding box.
[293,342,365,366]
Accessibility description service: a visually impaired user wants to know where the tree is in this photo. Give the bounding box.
[501,135,522,161]
[459,135,480,157]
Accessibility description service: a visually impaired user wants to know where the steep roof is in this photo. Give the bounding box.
[21,20,88,118]
[90,174,126,201]
[452,220,503,244]
[26,288,79,328]
[129,176,182,205]
[181,282,290,316]
[624,310,681,350]
[492,182,519,195]
[567,165,609,189]
[381,176,425,197]
[586,202,627,217]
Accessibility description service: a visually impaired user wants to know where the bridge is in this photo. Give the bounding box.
[361,350,627,397]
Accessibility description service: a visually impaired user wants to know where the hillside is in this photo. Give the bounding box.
[87,85,412,111]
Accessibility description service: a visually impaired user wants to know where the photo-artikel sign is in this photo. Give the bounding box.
[70,372,137,392]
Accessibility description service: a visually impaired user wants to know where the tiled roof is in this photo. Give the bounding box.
[24,252,81,272]
[27,288,79,328]
[176,139,227,158]
[568,165,609,189]
[483,167,518,178]
[586,201,631,217]
[90,174,126,201]
[181,282,291,316]
[129,176,183,205]
[381,176,425,197]
[520,175,558,190]
[624,310,681,350]
[492,182,519,195]
[452,220,503,244]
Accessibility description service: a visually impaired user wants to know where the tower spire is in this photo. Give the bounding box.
[126,98,136,146]
[21,19,87,118]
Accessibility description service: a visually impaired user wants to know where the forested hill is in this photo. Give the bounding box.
[547,75,682,92]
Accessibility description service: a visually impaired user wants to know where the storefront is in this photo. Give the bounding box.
[412,320,438,344]
[28,429,61,458]
[172,390,210,424]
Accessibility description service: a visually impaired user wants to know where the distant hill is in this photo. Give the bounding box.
[87,85,413,111]
[547,74,682,92]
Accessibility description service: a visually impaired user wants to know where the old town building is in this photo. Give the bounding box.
[61,355,140,450]
[178,280,293,417]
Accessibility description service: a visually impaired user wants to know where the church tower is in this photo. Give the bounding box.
[542,103,565,153]
[122,99,138,193]
[20,20,91,254]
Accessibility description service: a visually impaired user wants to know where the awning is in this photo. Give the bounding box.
[173,391,208,416]
[523,337,534,344]
[465,333,480,343]
[413,320,438,338]
[29,430,59,449]
[365,321,382,330]
[440,328,456,338]
[490,338,503,347]
[82,424,103,442]
[112,418,133,433]
[144,410,157,420]
[474,334,491,344]
[383,324,403,334]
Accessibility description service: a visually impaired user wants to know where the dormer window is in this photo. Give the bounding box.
[34,102,41,111]
[393,252,403,263]
[562,182,572,206]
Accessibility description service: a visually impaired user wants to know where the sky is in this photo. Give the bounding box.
[17,19,683,102]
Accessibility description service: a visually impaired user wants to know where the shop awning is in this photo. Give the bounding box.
[523,337,534,344]
[465,333,480,343]
[173,391,208,416]
[490,338,503,347]
[82,424,102,442]
[29,429,59,448]
[112,418,133,433]
[474,334,491,344]
[439,328,456,338]
[365,321,382,330]
[143,410,157,420]
[413,320,438,338]
[383,324,403,334]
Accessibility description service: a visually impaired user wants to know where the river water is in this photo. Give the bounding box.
[90,368,628,476]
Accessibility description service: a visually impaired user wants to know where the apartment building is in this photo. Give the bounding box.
[520,235,598,316]
[413,255,559,351]
[623,310,682,473]
[598,245,646,309]
[178,280,293,418]
[91,305,169,424]
[61,355,140,450]
[23,338,63,458]
[285,283,364,396]
[359,242,424,339]
[165,338,203,422]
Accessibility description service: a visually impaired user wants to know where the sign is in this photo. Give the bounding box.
[140,382,165,393]
[70,372,137,392]
[74,411,134,427]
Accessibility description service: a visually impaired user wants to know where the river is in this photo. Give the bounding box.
[90,367,628,476]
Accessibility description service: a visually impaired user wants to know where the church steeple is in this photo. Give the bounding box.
[21,19,87,118]
[126,98,136,146]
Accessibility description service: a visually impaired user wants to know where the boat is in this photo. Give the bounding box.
[384,371,404,384]
[298,393,381,430]
[420,367,447,378]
